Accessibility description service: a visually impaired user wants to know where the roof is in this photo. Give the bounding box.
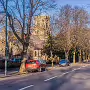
[30,35,45,49]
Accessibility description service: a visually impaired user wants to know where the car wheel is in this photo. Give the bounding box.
[59,65,62,67]
[67,63,70,66]
[44,68,47,71]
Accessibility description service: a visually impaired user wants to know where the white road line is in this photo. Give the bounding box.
[82,65,86,67]
[19,85,34,90]
[44,76,57,82]
[72,67,81,71]
[44,65,88,82]
[61,72,69,76]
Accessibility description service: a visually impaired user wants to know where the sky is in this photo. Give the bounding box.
[55,0,90,13]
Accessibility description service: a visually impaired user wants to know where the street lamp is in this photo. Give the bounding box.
[5,0,8,76]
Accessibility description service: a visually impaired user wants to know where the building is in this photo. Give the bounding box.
[0,27,6,57]
[31,16,50,60]
[32,16,50,41]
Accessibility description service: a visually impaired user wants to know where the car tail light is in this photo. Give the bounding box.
[36,61,40,66]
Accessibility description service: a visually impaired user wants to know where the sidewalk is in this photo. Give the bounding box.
[0,69,19,78]
[0,68,30,81]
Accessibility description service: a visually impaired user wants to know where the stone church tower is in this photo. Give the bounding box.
[33,16,50,41]
[31,16,50,60]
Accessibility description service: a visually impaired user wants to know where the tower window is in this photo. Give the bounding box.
[35,51,37,56]
[46,22,48,28]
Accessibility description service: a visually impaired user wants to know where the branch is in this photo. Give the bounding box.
[8,13,23,44]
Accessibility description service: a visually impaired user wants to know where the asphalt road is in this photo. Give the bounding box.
[0,64,90,90]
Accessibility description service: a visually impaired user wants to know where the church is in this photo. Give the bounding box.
[30,15,50,60]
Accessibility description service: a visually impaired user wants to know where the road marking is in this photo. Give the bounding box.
[19,85,34,90]
[72,67,81,71]
[44,76,57,82]
[82,65,86,67]
[44,65,88,82]
[61,72,69,75]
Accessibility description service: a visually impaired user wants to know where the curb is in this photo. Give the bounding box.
[0,72,30,81]
[0,71,28,78]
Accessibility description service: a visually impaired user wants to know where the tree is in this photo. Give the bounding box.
[53,5,90,62]
[71,6,89,62]
[0,0,56,56]
[43,32,53,55]
[0,0,56,73]
[54,5,72,59]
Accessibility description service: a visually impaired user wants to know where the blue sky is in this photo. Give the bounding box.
[55,0,90,13]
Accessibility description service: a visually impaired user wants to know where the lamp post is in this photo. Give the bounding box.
[5,0,8,76]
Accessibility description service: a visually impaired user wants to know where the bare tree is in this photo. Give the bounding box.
[54,5,90,62]
[55,5,72,59]
[71,6,89,62]
[0,0,56,73]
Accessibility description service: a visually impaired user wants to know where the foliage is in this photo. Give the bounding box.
[43,33,54,56]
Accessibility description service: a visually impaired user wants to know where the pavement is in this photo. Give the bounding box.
[0,62,90,90]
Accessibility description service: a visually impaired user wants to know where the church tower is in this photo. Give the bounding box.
[33,16,50,41]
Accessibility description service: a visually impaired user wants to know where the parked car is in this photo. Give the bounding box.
[59,59,70,66]
[25,59,47,72]
[10,58,23,67]
[0,59,13,68]
[12,58,22,63]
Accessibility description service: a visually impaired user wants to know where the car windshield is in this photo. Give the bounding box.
[60,60,68,63]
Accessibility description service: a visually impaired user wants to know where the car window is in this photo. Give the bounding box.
[38,60,43,64]
[38,60,46,64]
[26,60,36,64]
[43,60,46,64]
[62,60,65,63]
[60,60,68,63]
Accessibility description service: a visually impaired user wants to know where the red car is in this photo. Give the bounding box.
[25,59,46,72]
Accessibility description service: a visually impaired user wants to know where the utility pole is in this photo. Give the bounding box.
[5,0,8,76]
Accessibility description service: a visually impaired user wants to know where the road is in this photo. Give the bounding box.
[0,64,90,90]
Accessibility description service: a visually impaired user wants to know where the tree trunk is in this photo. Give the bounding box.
[65,51,69,60]
[73,51,75,63]
[79,49,82,63]
[19,57,27,74]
